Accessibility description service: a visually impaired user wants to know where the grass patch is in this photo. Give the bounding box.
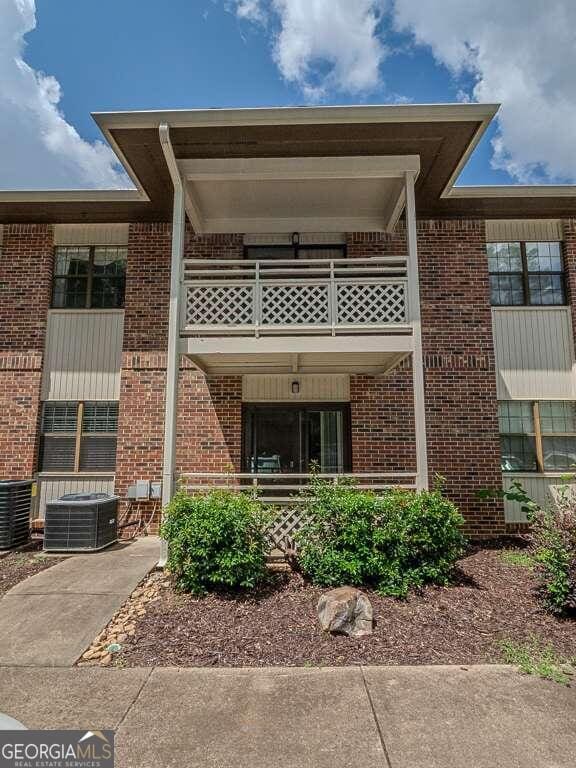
[500,637,575,685]
[500,551,534,568]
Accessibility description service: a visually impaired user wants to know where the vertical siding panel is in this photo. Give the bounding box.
[503,474,569,522]
[42,311,124,401]
[492,308,575,399]
[486,220,563,241]
[242,374,350,401]
[35,475,115,518]
[53,224,129,246]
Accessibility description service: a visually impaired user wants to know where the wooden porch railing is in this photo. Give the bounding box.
[181,257,410,336]
[178,472,418,551]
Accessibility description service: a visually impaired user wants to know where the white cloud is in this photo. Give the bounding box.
[233,0,266,23]
[392,0,576,183]
[230,0,576,183]
[230,0,387,100]
[0,0,130,189]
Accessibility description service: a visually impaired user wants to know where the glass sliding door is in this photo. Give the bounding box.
[305,409,344,473]
[243,404,350,475]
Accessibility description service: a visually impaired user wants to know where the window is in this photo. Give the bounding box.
[498,401,576,472]
[488,241,565,306]
[52,246,127,309]
[39,402,119,473]
[244,244,346,260]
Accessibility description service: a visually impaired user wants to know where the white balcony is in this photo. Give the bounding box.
[181,256,410,337]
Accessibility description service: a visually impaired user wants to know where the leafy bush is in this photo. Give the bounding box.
[484,479,576,614]
[295,478,465,597]
[161,490,270,595]
[530,483,576,614]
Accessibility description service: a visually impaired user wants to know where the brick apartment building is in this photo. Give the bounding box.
[1,103,575,539]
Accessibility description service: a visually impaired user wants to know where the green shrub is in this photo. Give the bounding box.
[484,479,576,615]
[295,478,465,597]
[530,484,576,614]
[161,490,270,595]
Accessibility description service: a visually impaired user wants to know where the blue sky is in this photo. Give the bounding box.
[1,0,574,190]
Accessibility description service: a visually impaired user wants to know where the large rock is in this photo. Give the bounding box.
[317,587,373,637]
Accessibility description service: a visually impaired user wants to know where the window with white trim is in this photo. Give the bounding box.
[498,401,576,472]
[39,402,118,473]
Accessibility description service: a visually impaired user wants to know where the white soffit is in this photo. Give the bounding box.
[485,219,563,242]
[178,156,419,234]
[187,351,408,376]
[54,223,130,246]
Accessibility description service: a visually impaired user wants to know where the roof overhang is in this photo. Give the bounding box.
[2,103,576,223]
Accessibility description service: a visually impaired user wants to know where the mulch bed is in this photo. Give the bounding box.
[118,541,576,667]
[0,545,64,596]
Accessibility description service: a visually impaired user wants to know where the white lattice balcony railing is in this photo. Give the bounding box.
[181,257,410,336]
[178,472,418,551]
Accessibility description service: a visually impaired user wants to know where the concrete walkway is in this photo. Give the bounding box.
[0,665,574,768]
[0,537,159,667]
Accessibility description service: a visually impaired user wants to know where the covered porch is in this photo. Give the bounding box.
[174,366,419,549]
[147,111,430,538]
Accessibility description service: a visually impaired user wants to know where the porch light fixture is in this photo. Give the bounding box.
[291,380,300,395]
[291,232,300,246]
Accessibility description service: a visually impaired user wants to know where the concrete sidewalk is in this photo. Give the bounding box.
[0,537,159,667]
[0,665,574,768]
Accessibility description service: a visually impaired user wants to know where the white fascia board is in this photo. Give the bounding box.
[448,185,576,198]
[0,190,141,202]
[180,155,421,182]
[92,103,500,130]
[180,335,414,356]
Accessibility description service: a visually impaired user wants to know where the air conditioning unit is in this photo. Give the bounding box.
[0,480,32,551]
[44,493,119,552]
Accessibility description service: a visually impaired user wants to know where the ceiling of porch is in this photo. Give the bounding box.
[177,155,418,234]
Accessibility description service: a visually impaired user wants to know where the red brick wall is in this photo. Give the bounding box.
[418,219,504,535]
[115,352,167,496]
[0,353,44,478]
[177,370,242,475]
[123,223,172,351]
[350,367,416,474]
[0,225,52,480]
[349,222,505,535]
[563,219,576,329]
[0,224,53,351]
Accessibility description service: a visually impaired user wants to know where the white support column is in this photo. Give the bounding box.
[159,124,186,565]
[405,171,429,490]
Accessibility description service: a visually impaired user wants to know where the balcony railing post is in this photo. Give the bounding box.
[254,261,261,338]
[330,260,337,335]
